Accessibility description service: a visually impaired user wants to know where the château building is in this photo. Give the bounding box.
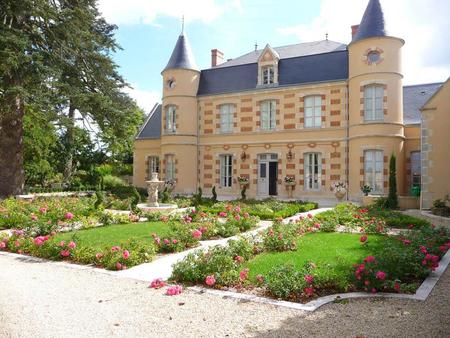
[133,0,449,207]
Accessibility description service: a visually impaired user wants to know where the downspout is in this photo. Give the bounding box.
[345,80,350,201]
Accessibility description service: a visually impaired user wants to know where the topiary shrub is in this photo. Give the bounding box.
[386,154,398,209]
[212,186,218,203]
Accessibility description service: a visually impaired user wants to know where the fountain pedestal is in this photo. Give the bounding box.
[137,173,178,213]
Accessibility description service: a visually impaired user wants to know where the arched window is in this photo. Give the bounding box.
[364,85,384,121]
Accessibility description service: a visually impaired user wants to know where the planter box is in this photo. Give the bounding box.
[362,195,382,206]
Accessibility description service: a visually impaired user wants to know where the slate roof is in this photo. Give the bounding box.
[136,103,161,139]
[214,40,346,68]
[198,49,349,96]
[163,33,198,72]
[352,0,386,42]
[403,83,444,124]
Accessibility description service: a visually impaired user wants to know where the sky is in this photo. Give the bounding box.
[97,0,450,114]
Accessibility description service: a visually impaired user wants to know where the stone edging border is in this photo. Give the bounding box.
[189,248,450,312]
[0,247,449,312]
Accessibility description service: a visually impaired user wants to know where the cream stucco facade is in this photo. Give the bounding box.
[133,0,448,207]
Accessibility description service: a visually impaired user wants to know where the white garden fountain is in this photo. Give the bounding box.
[137,173,178,213]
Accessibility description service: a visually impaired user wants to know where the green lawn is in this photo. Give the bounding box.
[54,221,171,250]
[244,232,397,280]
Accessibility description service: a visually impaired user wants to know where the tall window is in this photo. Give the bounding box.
[364,85,384,121]
[220,155,233,188]
[304,153,321,190]
[166,106,176,133]
[148,156,160,175]
[261,100,276,130]
[304,96,322,128]
[165,155,175,181]
[364,150,383,193]
[410,151,421,188]
[220,104,234,133]
[262,66,274,85]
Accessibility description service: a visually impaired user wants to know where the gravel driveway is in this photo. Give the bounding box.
[0,253,449,338]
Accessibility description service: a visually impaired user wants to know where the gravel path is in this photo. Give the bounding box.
[1,253,449,338]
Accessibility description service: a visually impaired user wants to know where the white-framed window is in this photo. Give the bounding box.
[166,106,176,133]
[364,85,384,121]
[304,96,322,128]
[148,156,160,175]
[304,153,321,190]
[220,104,234,133]
[364,150,383,193]
[262,66,274,85]
[261,100,276,130]
[220,154,233,188]
[165,154,175,181]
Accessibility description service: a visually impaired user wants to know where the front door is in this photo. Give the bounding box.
[258,154,278,196]
[269,162,278,196]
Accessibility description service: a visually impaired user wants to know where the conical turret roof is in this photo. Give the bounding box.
[163,32,198,72]
[352,0,386,42]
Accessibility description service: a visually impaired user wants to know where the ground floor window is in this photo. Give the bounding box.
[304,152,321,190]
[364,150,383,193]
[220,154,233,187]
[410,151,421,187]
[165,154,175,181]
[148,156,160,176]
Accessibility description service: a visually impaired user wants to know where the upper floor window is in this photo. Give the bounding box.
[304,96,322,128]
[220,104,234,133]
[364,150,383,193]
[364,85,383,121]
[220,154,233,188]
[148,156,160,175]
[304,152,321,190]
[261,100,276,131]
[166,106,176,133]
[262,66,274,85]
[165,154,175,181]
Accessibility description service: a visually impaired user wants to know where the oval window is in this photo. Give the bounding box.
[367,51,381,63]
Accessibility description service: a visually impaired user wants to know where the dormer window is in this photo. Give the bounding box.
[258,44,279,86]
[262,66,274,85]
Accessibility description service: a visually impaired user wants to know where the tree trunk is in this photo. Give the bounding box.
[0,83,25,198]
[63,104,75,184]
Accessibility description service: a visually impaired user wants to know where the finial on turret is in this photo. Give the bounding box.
[254,42,258,51]
[325,32,328,41]
[181,15,185,34]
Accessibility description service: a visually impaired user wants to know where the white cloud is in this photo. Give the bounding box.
[277,0,450,85]
[98,0,241,25]
[124,85,161,114]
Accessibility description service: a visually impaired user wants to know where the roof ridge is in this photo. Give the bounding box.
[403,82,444,88]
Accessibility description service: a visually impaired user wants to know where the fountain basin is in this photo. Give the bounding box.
[137,203,178,214]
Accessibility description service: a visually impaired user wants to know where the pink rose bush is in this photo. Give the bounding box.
[205,275,216,286]
[150,278,166,289]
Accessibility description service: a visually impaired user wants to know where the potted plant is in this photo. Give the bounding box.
[361,185,372,196]
[237,176,249,188]
[331,181,347,201]
[284,176,295,186]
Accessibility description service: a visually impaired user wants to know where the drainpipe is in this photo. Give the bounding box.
[345,81,350,201]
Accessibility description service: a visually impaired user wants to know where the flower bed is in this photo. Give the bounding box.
[198,199,317,220]
[170,206,450,303]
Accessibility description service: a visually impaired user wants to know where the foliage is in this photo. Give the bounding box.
[171,238,254,286]
[211,186,218,203]
[386,154,398,209]
[103,175,127,189]
[431,196,450,217]
[361,185,372,196]
[241,186,247,200]
[366,207,430,229]
[265,263,314,300]
[262,220,297,252]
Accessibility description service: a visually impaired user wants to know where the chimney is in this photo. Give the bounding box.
[211,49,224,67]
[351,25,359,38]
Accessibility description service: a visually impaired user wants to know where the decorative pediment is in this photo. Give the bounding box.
[258,44,280,63]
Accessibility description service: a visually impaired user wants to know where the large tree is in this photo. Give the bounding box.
[0,0,143,197]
